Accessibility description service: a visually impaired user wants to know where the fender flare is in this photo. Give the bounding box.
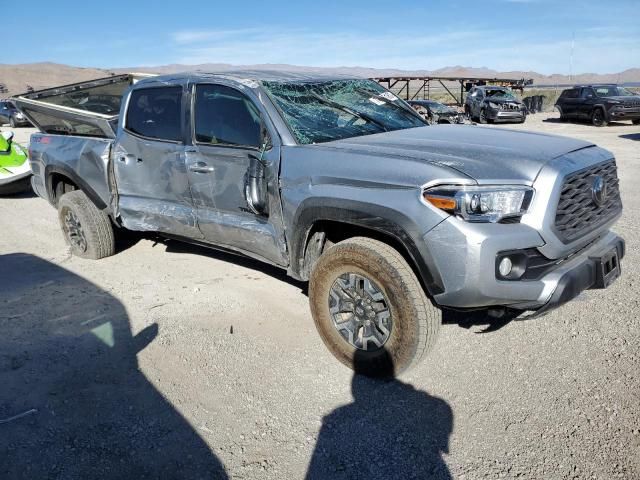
[44,165,107,210]
[288,198,444,296]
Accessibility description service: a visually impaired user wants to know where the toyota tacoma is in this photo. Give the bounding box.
[15,72,624,376]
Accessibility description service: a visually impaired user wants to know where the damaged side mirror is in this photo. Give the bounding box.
[245,123,271,216]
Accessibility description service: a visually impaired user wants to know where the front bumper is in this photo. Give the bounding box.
[608,107,640,121]
[425,216,624,312]
[485,108,525,122]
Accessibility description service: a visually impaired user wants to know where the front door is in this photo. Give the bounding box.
[185,82,286,266]
[113,84,201,239]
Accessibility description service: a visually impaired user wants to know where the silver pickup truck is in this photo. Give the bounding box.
[16,72,624,376]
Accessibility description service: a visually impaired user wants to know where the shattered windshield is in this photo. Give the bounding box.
[485,89,516,100]
[595,86,637,97]
[262,79,426,144]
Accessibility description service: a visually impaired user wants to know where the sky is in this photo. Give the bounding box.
[6,0,640,74]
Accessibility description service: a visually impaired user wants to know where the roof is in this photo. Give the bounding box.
[573,84,617,88]
[135,70,362,86]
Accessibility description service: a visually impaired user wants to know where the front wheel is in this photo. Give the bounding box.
[592,108,608,127]
[479,109,488,124]
[309,237,441,377]
[9,116,16,128]
[58,190,115,259]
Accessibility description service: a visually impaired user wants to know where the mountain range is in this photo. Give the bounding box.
[1,62,639,97]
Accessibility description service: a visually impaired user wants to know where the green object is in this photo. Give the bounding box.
[0,132,31,194]
[0,134,28,176]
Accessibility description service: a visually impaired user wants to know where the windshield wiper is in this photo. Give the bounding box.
[310,93,388,132]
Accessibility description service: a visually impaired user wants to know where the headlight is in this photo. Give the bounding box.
[423,185,534,223]
[15,112,24,118]
[488,102,499,109]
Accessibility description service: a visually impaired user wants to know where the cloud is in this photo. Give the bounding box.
[168,27,640,75]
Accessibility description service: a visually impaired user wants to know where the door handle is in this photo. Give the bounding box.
[189,162,215,173]
[117,154,138,164]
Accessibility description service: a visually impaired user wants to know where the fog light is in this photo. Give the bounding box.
[498,257,513,277]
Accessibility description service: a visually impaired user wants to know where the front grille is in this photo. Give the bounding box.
[554,160,622,243]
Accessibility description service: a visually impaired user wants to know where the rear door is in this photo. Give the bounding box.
[113,84,202,238]
[578,87,596,119]
[184,82,287,266]
[561,88,580,118]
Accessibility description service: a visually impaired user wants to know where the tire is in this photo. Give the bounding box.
[632,119,640,125]
[592,108,608,127]
[9,116,16,128]
[0,177,31,195]
[57,190,115,259]
[479,109,488,124]
[309,237,441,377]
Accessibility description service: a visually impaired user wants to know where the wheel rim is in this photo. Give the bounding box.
[63,209,88,253]
[328,273,392,351]
[593,110,604,126]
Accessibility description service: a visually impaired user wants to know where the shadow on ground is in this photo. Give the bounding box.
[443,308,522,333]
[306,350,453,479]
[158,236,308,294]
[620,133,640,141]
[0,253,228,479]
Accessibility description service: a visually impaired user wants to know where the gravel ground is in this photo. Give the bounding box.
[1,113,639,479]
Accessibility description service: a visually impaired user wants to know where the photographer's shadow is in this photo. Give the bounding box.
[0,253,227,479]
[306,350,453,480]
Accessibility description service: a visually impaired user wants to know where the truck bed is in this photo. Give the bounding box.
[13,73,154,139]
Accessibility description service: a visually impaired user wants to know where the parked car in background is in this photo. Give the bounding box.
[408,100,464,124]
[464,86,526,124]
[17,73,625,377]
[0,100,32,127]
[555,85,640,127]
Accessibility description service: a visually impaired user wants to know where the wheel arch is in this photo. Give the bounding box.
[45,165,107,210]
[287,199,445,297]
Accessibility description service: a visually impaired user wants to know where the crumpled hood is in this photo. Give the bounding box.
[322,125,595,183]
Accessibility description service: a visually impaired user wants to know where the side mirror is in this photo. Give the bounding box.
[260,124,272,151]
[1,131,14,142]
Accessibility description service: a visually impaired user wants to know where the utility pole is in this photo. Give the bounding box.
[570,31,575,83]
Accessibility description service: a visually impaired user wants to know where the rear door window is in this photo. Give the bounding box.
[193,84,262,148]
[565,89,580,99]
[125,87,183,142]
[581,88,595,98]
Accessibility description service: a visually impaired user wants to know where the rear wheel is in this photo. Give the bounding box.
[309,237,441,377]
[58,190,115,259]
[592,108,608,127]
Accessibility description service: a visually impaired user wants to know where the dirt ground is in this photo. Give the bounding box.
[1,113,639,479]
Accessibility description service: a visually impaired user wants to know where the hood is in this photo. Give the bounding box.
[603,96,640,105]
[321,125,594,183]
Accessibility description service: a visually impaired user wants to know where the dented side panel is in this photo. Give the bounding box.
[29,133,114,210]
